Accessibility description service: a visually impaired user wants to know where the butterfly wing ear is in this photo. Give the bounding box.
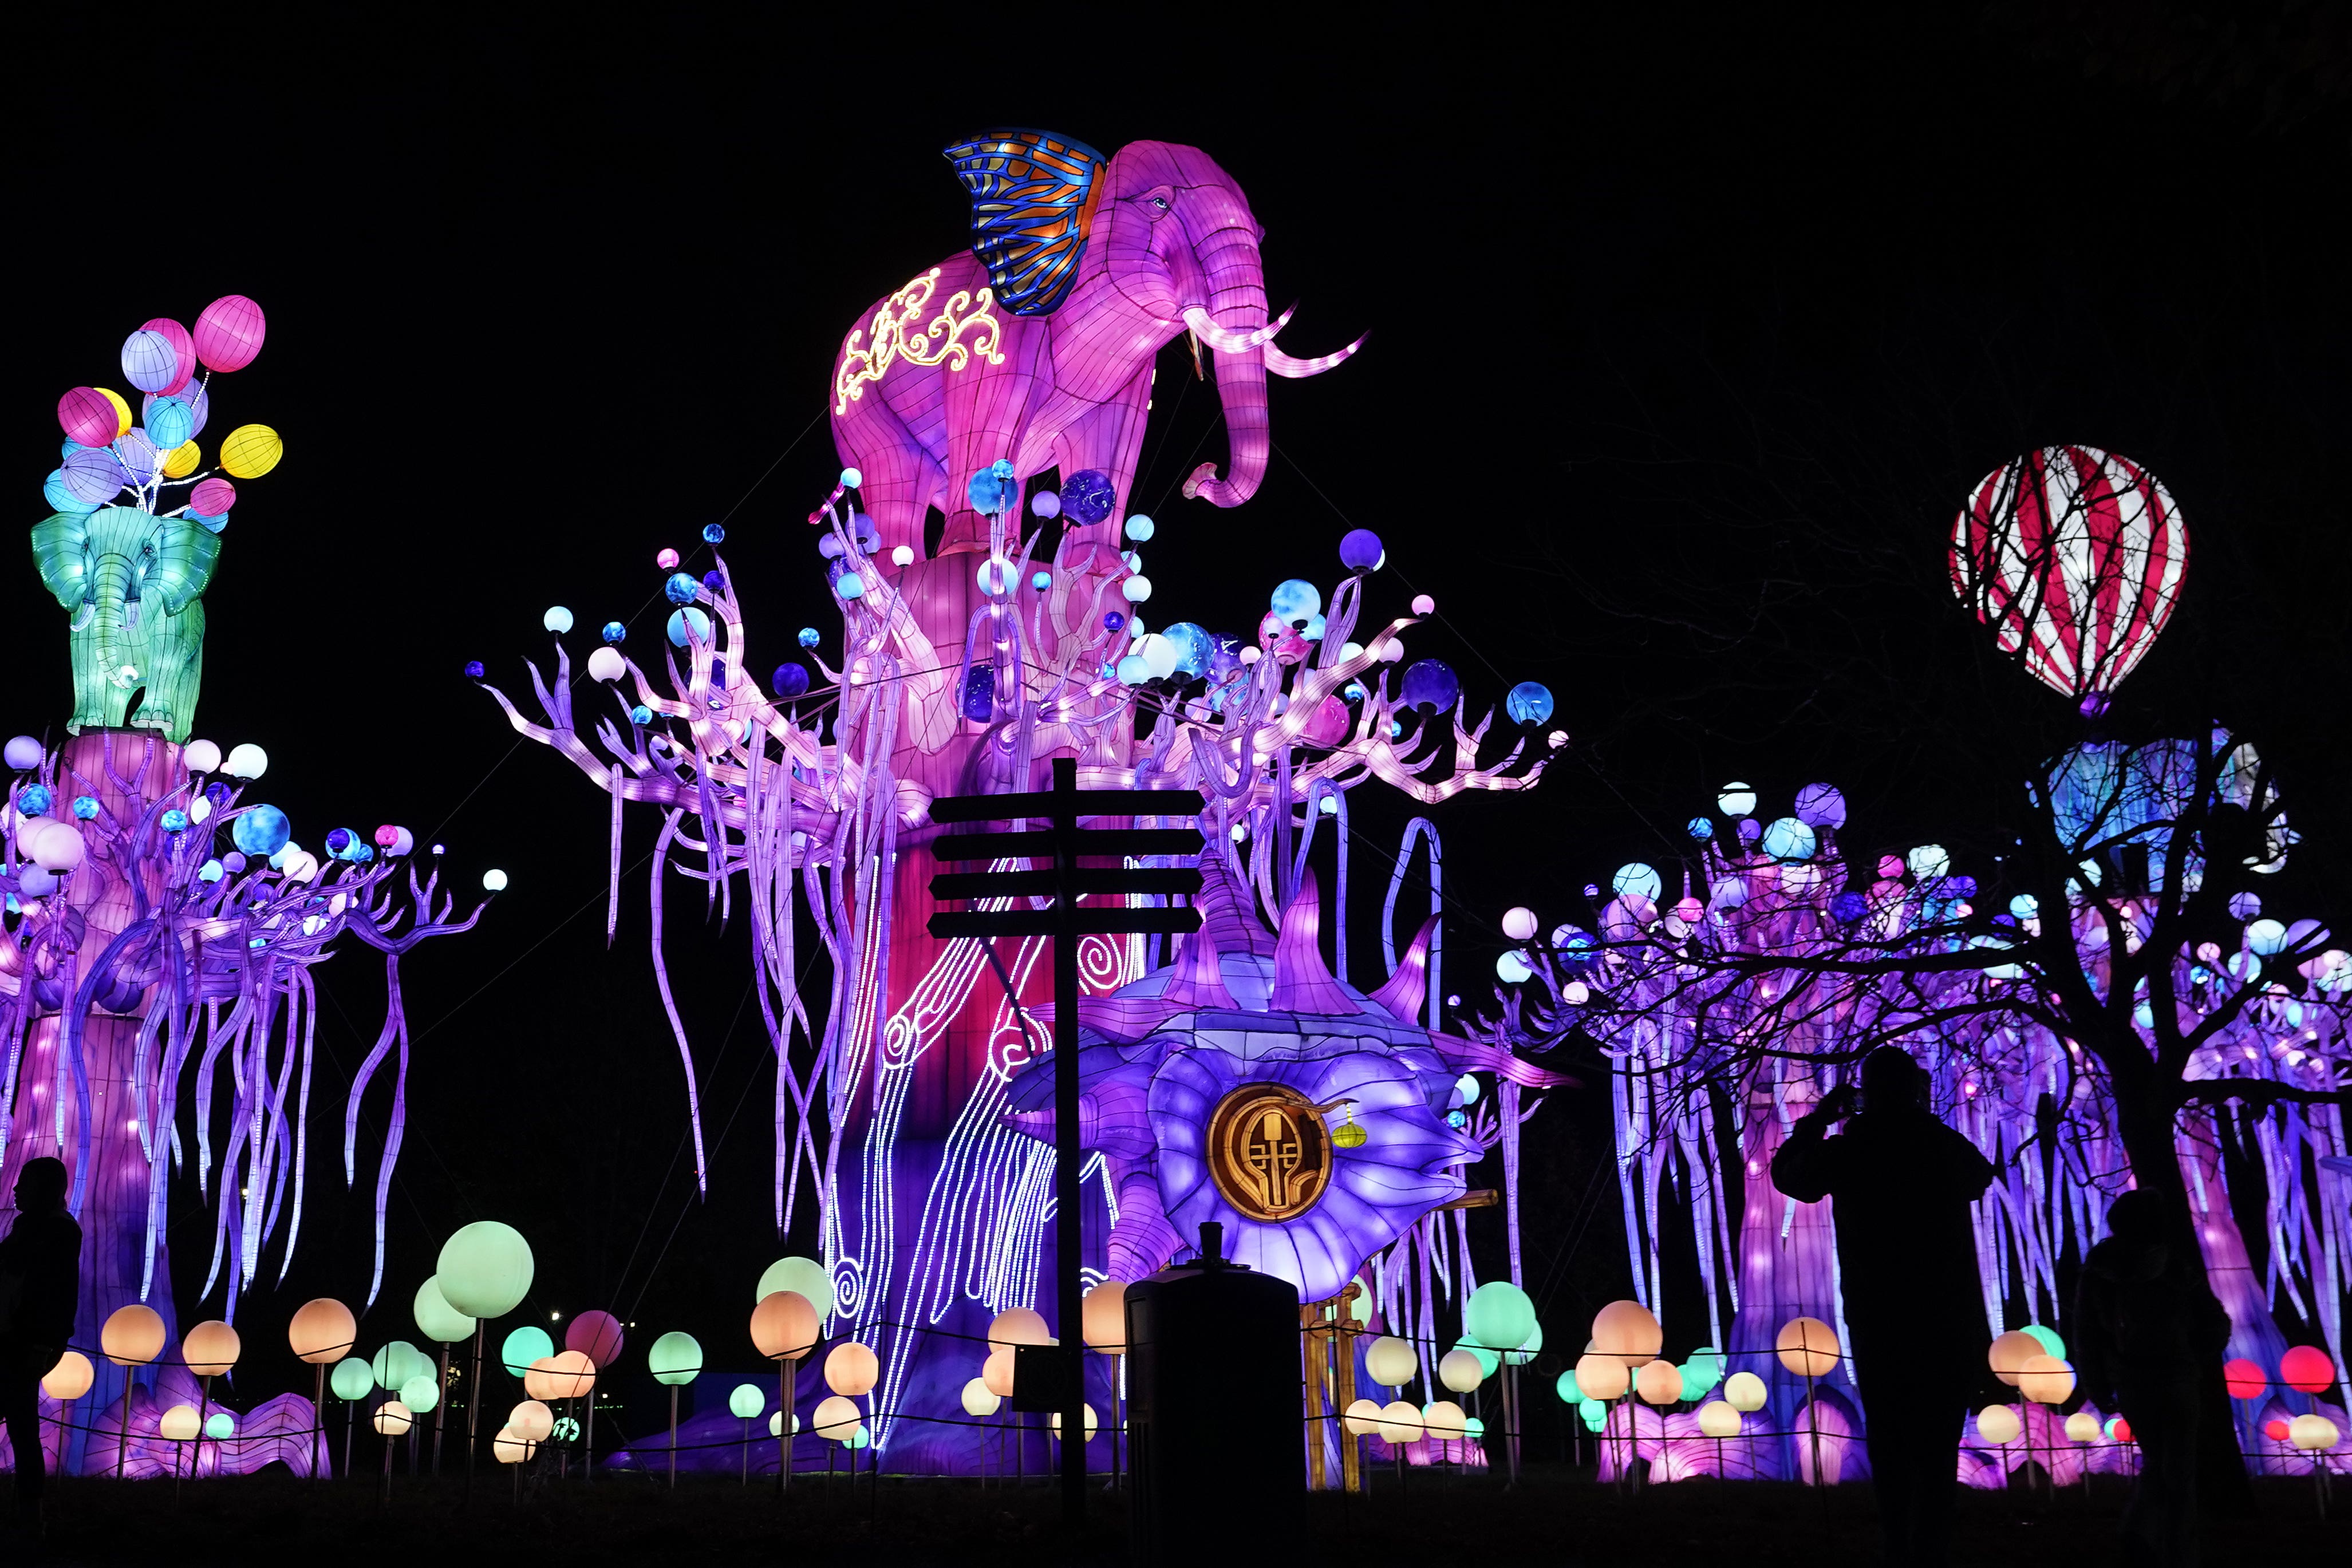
[942,129,1107,317]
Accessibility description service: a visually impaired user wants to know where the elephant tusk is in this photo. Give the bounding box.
[69,601,95,632]
[1179,305,1293,354]
[1265,333,1367,379]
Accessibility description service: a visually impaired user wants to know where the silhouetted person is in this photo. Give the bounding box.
[2073,1188,2229,1568]
[0,1158,80,1525]
[1773,1047,1995,1567]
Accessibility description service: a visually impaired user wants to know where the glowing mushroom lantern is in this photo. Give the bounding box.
[492,1427,538,1464]
[508,1399,555,1441]
[2063,1412,2101,1443]
[1635,1359,1685,1407]
[961,1379,1002,1418]
[2017,1354,2076,1405]
[1342,1397,1383,1436]
[375,1400,415,1436]
[2280,1345,2337,1395]
[182,1320,240,1378]
[1775,1317,1840,1379]
[751,1288,820,1490]
[436,1221,534,1482]
[1573,1352,1631,1402]
[824,1341,880,1397]
[1049,1404,1100,1443]
[1438,1348,1487,1394]
[1366,1336,1419,1391]
[1697,1400,1742,1439]
[2289,1413,2341,1451]
[102,1304,167,1479]
[1590,1300,1662,1369]
[289,1298,359,1363]
[1721,1371,1767,1413]
[1376,1400,1423,1447]
[160,1404,202,1441]
[42,1350,94,1401]
[1082,1281,1127,1354]
[1975,1405,2022,1444]
[649,1330,705,1488]
[1420,1400,1467,1442]
[811,1394,861,1440]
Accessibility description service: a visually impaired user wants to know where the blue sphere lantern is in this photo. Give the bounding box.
[1399,659,1460,712]
[231,805,290,858]
[72,796,99,820]
[772,664,811,699]
[463,660,485,680]
[966,460,1017,516]
[1269,579,1320,626]
[666,607,712,646]
[703,523,727,544]
[664,572,701,606]
[160,809,189,834]
[1339,528,1385,572]
[1686,816,1715,840]
[17,786,52,817]
[629,705,653,726]
[1031,571,1052,591]
[1124,514,1155,542]
[1061,469,1115,524]
[701,570,725,593]
[1103,611,1124,633]
[1760,817,1817,861]
[1505,681,1554,725]
[602,622,626,644]
[797,627,820,648]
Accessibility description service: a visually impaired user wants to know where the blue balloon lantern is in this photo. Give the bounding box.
[160,809,189,833]
[1161,622,1211,677]
[664,572,701,605]
[797,627,820,648]
[231,805,290,858]
[966,460,1017,516]
[1505,681,1554,725]
[146,396,194,452]
[666,607,711,646]
[72,796,99,820]
[1269,579,1320,626]
[17,787,52,817]
[1031,571,1051,591]
[1339,528,1385,571]
[1612,863,1663,903]
[1759,817,1817,861]
[602,622,626,643]
[703,523,727,544]
[1060,469,1115,524]
[1399,659,1460,712]
[835,572,866,601]
[42,472,99,516]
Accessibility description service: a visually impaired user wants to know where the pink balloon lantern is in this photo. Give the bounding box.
[121,330,181,394]
[190,477,237,517]
[193,295,266,372]
[58,388,119,448]
[564,1309,624,1368]
[139,318,196,394]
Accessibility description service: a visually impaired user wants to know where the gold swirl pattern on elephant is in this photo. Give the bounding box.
[834,268,1006,414]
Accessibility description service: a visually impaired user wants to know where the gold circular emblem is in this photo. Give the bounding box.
[1206,1083,1332,1222]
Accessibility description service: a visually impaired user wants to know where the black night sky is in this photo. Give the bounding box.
[11,9,2347,1429]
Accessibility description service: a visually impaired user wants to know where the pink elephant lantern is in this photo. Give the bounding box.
[831,131,1363,563]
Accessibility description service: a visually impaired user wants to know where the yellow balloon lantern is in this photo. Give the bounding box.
[1635,1359,1686,1407]
[493,1426,538,1464]
[961,1379,1001,1418]
[1082,1281,1127,1353]
[161,440,202,479]
[1342,1397,1383,1436]
[1987,1329,2041,1387]
[811,1394,861,1439]
[42,1350,94,1401]
[218,424,283,480]
[2017,1354,2076,1405]
[2063,1412,2101,1443]
[159,1404,203,1441]
[1049,1404,1100,1443]
[1775,1317,1840,1379]
[2289,1413,2341,1452]
[1697,1400,1742,1439]
[1376,1399,1423,1447]
[1590,1300,1662,1367]
[1438,1348,1486,1393]
[374,1400,415,1437]
[181,1320,242,1379]
[1420,1400,1467,1440]
[508,1399,555,1441]
[1573,1352,1631,1402]
[988,1307,1051,1346]
[981,1345,1016,1399]
[96,387,132,439]
[824,1341,879,1397]
[102,1304,167,1367]
[750,1290,819,1362]
[1723,1371,1769,1413]
[1975,1404,2022,1444]
[289,1298,358,1364]
[1364,1335,1419,1389]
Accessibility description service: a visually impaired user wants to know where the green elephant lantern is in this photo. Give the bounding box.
[34,298,279,745]
[31,504,220,742]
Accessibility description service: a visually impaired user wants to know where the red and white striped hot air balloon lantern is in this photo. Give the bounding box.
[1948,446,2188,712]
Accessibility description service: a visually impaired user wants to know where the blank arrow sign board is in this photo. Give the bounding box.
[924,757,1202,1526]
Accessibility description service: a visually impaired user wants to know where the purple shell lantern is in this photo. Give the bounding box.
[139,317,196,394]
[194,295,267,372]
[1339,528,1385,572]
[1399,658,1461,712]
[1060,468,1115,524]
[57,387,120,448]
[190,476,236,515]
[121,329,182,394]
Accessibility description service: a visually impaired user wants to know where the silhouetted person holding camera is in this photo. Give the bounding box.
[2073,1188,2230,1568]
[1774,1046,1996,1567]
[0,1157,80,1527]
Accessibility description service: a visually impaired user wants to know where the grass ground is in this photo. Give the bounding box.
[4,1463,2339,1565]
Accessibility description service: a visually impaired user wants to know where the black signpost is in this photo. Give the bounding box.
[928,756,1203,1525]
